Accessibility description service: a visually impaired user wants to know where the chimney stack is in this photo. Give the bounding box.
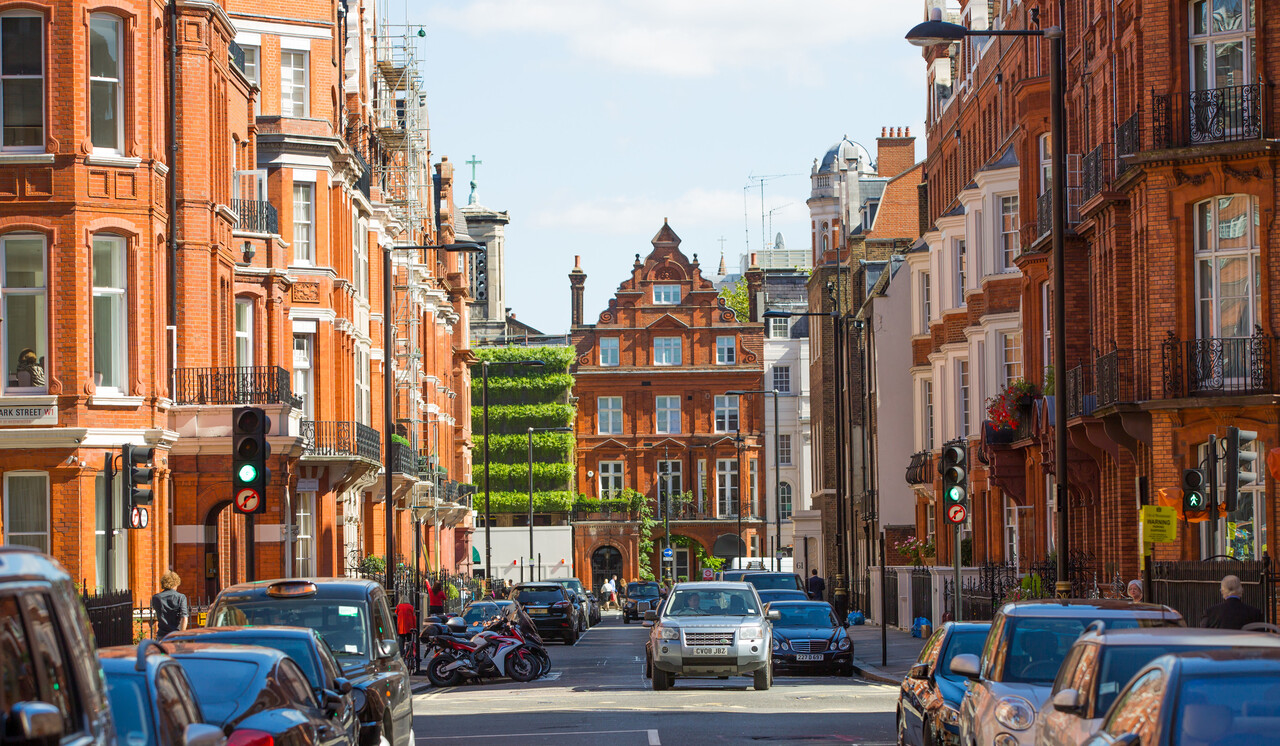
[876,126,917,179]
[569,255,587,328]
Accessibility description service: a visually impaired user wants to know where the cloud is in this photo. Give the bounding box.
[533,188,747,234]
[429,0,918,78]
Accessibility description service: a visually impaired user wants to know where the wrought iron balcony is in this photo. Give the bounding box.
[1081,142,1115,202]
[228,40,246,74]
[1161,328,1274,398]
[391,441,417,475]
[232,199,279,235]
[174,366,300,407]
[1065,364,1096,419]
[353,150,372,201]
[1153,83,1265,149]
[905,451,933,485]
[1115,111,1141,173]
[1035,188,1081,240]
[1095,348,1145,408]
[301,420,381,462]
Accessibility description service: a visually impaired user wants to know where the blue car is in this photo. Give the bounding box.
[897,621,990,746]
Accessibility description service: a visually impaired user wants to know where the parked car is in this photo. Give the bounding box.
[510,582,580,644]
[207,578,412,746]
[1039,626,1280,746]
[1081,649,1280,746]
[0,546,116,745]
[757,589,810,605]
[623,581,662,624]
[949,600,1183,746]
[460,601,516,634]
[897,622,990,746]
[647,581,779,691]
[552,578,601,626]
[163,641,352,745]
[99,642,226,746]
[767,600,854,676]
[164,626,357,744]
[739,572,807,593]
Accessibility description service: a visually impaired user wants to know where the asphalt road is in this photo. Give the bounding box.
[412,612,899,746]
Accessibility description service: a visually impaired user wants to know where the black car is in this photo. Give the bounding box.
[99,642,226,746]
[552,578,600,626]
[207,578,412,746]
[741,572,806,593]
[623,582,662,624]
[756,589,810,605]
[165,626,357,743]
[162,641,351,746]
[897,621,989,746]
[510,583,580,644]
[768,601,854,676]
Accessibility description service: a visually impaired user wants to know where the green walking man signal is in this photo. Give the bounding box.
[1181,467,1206,513]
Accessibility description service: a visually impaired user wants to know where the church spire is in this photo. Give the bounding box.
[717,252,727,277]
[466,154,482,205]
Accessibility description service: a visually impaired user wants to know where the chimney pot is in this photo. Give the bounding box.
[574,254,581,268]
[906,126,911,136]
[881,127,886,137]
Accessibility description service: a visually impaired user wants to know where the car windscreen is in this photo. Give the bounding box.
[209,599,371,660]
[1001,617,1170,684]
[511,588,563,604]
[939,630,988,680]
[1174,673,1280,743]
[665,589,760,617]
[744,574,804,591]
[758,591,808,603]
[175,657,259,726]
[463,605,496,623]
[1095,645,1221,715]
[105,673,154,745]
[249,637,323,689]
[628,583,660,598]
[556,580,585,594]
[773,604,837,628]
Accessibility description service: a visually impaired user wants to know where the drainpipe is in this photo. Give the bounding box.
[167,0,178,382]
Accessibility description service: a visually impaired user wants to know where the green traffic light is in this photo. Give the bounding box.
[947,486,965,502]
[237,463,258,483]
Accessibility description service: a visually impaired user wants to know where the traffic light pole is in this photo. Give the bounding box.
[246,513,256,582]
[104,452,116,592]
[1208,434,1218,556]
[953,523,962,622]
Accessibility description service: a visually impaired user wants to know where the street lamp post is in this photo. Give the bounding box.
[907,8,1069,595]
[734,430,744,569]
[726,389,782,569]
[480,359,546,584]
[384,241,484,594]
[528,426,573,583]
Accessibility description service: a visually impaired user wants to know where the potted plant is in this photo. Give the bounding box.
[894,535,936,567]
[985,377,1039,432]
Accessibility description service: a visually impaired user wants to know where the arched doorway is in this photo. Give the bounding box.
[204,499,247,599]
[590,545,623,591]
[712,533,747,566]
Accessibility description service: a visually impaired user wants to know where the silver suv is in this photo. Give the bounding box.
[646,581,779,691]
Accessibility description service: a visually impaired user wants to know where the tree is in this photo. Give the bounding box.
[718,278,750,320]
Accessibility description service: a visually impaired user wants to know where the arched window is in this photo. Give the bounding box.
[1,233,47,393]
[89,14,124,154]
[0,12,44,151]
[92,234,128,392]
[778,482,793,520]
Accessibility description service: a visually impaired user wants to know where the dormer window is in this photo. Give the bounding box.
[653,284,680,305]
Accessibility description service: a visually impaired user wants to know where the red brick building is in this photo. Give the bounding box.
[568,223,766,585]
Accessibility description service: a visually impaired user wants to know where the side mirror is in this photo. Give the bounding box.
[7,702,63,744]
[183,722,226,746]
[1052,688,1083,714]
[642,621,654,628]
[378,638,398,659]
[949,653,981,680]
[908,663,931,680]
[644,610,657,622]
[322,689,345,717]
[767,609,781,621]
[334,677,353,694]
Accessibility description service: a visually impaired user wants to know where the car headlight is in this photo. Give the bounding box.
[656,625,680,641]
[940,705,960,726]
[994,696,1036,731]
[772,637,789,651]
[740,625,764,640]
[837,637,851,650]
[350,687,368,715]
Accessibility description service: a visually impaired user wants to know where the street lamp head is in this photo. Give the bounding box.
[905,18,967,47]
[439,242,486,252]
[762,310,793,319]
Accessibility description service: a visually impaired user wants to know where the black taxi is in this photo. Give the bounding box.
[207,578,411,746]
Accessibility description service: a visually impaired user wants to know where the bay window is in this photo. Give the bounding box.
[92,236,127,392]
[234,298,253,367]
[1,14,43,150]
[2,234,47,393]
[281,51,308,117]
[89,15,122,153]
[293,183,313,264]
[293,333,312,418]
[1000,195,1020,269]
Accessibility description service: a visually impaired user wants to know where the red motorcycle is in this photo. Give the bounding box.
[424,611,541,686]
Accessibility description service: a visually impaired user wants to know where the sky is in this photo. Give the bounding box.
[411,0,927,335]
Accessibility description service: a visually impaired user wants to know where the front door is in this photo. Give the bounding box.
[590,546,623,592]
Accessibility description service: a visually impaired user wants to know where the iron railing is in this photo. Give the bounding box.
[905,451,934,485]
[353,150,372,201]
[1081,142,1115,202]
[228,40,246,74]
[1035,188,1082,239]
[82,588,134,647]
[1095,348,1145,408]
[1161,328,1273,398]
[301,420,381,461]
[391,441,417,475]
[1150,556,1273,625]
[231,199,279,235]
[910,568,933,624]
[1065,364,1096,418]
[174,366,300,407]
[883,570,899,627]
[1115,110,1142,171]
[1153,83,1266,149]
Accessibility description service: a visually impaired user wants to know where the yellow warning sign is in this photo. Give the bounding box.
[198,612,207,627]
[1142,505,1178,543]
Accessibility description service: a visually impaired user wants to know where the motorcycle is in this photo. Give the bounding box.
[424,611,540,686]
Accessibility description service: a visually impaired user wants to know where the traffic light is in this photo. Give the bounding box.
[1182,468,1207,513]
[1225,426,1258,513]
[232,407,270,514]
[122,443,155,509]
[939,440,969,525]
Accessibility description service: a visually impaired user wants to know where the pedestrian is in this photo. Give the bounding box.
[807,569,826,601]
[428,580,447,616]
[1201,574,1264,629]
[1126,579,1143,603]
[151,571,189,639]
[394,596,416,658]
[599,577,614,609]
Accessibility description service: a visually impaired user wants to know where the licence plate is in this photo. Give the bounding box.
[528,608,547,615]
[690,647,728,656]
[795,654,824,662]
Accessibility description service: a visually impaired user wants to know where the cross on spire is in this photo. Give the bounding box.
[466,155,482,205]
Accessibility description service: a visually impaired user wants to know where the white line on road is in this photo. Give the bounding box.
[417,729,659,742]
[647,729,660,746]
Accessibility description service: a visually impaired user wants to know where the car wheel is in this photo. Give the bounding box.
[753,665,771,691]
[565,627,577,645]
[624,614,631,624]
[652,667,671,691]
[922,723,935,746]
[896,711,907,746]
[645,655,652,678]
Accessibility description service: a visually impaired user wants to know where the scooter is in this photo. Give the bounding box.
[425,614,539,686]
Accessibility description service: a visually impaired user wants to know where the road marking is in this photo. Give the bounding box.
[541,671,562,681]
[418,729,659,741]
[647,730,660,746]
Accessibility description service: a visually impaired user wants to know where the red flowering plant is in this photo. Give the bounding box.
[985,377,1039,431]
[894,535,936,566]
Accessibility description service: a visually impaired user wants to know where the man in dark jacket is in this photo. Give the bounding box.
[1201,574,1264,629]
[151,571,189,638]
[807,570,826,601]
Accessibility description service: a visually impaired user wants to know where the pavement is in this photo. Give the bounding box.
[411,610,901,745]
[846,622,927,684]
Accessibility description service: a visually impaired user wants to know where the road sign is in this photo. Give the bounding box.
[234,487,261,514]
[947,503,967,524]
[129,506,149,530]
[662,548,673,559]
[1141,505,1177,543]
[702,568,714,581]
